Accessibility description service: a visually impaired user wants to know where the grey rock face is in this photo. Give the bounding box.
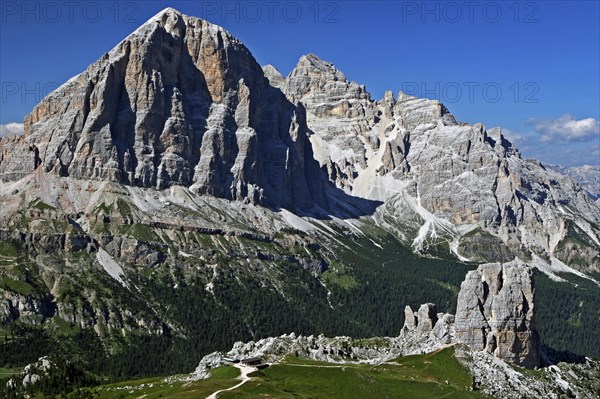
[0,7,597,274]
[262,65,285,89]
[402,303,453,346]
[1,291,55,324]
[416,303,438,334]
[403,305,417,330]
[547,164,600,200]
[0,8,323,211]
[457,229,515,263]
[454,259,540,368]
[432,314,455,344]
[283,54,377,192]
[283,53,599,272]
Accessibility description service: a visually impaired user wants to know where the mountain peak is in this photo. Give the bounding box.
[262,65,285,88]
[2,9,325,210]
[287,53,348,87]
[300,53,327,64]
[155,6,182,16]
[140,7,185,29]
[296,53,339,73]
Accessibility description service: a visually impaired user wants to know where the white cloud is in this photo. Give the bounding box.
[499,115,600,166]
[501,128,527,145]
[0,122,24,138]
[527,114,600,143]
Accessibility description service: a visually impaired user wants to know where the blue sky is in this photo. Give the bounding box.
[1,0,598,166]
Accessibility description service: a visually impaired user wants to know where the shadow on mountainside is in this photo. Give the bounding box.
[284,178,384,220]
[541,345,587,366]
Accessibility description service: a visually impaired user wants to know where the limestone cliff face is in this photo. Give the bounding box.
[0,8,323,211]
[454,259,540,368]
[281,53,599,272]
[283,54,378,192]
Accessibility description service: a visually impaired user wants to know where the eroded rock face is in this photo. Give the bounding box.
[262,65,285,89]
[1,7,598,272]
[0,291,55,324]
[403,305,417,330]
[454,259,540,368]
[432,313,454,344]
[0,8,323,211]
[401,303,454,345]
[281,53,599,271]
[416,303,438,334]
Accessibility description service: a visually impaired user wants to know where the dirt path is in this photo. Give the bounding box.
[282,363,354,368]
[205,364,256,399]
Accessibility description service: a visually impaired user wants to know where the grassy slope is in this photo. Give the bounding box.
[0,367,22,378]
[87,366,240,399]
[85,348,485,399]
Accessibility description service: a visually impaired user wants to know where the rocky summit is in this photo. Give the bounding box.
[0,7,599,397]
[0,8,324,211]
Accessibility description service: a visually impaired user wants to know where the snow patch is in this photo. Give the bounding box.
[368,238,383,249]
[96,248,128,288]
[529,254,599,285]
[279,209,316,232]
[449,237,470,262]
[406,186,458,251]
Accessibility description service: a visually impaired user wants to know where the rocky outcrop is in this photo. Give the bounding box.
[416,303,438,334]
[262,65,285,89]
[402,260,541,367]
[402,303,454,346]
[455,345,600,399]
[191,332,412,380]
[403,305,417,330]
[432,314,455,344]
[4,356,95,398]
[454,259,540,368]
[283,54,377,192]
[402,303,439,334]
[457,229,516,263]
[0,291,55,324]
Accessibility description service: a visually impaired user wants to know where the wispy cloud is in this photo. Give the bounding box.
[501,114,600,167]
[0,122,24,138]
[527,114,599,143]
[501,128,527,145]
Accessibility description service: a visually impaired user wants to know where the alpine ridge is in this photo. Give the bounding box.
[0,7,599,390]
[1,8,598,274]
[279,50,599,274]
